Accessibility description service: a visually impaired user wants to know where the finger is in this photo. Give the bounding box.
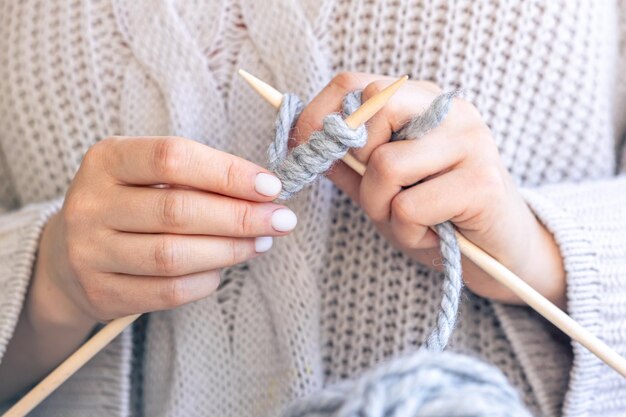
[104,186,297,237]
[292,73,394,196]
[87,271,221,319]
[389,169,476,250]
[325,158,362,204]
[352,80,446,164]
[96,232,268,276]
[292,72,394,145]
[359,133,468,222]
[96,136,282,202]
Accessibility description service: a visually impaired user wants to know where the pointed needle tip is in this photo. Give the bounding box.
[345,74,408,128]
[237,69,283,109]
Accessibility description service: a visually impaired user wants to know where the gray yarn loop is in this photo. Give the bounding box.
[270,91,367,200]
[269,89,531,416]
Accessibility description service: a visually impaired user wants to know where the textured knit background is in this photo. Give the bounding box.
[1,1,626,416]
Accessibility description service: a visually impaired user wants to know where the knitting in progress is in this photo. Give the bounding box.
[269,91,530,416]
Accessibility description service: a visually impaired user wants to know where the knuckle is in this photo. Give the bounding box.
[83,137,120,174]
[234,201,255,236]
[458,125,496,157]
[362,80,387,100]
[472,125,497,147]
[227,239,240,266]
[159,190,190,229]
[391,192,416,224]
[62,195,100,233]
[221,158,237,192]
[82,281,106,311]
[368,146,399,181]
[419,80,443,94]
[474,165,506,200]
[331,71,361,92]
[208,270,222,288]
[161,278,190,308]
[83,139,110,165]
[65,239,87,274]
[475,165,504,189]
[154,236,183,275]
[152,137,187,180]
[82,146,100,169]
[62,195,86,226]
[413,228,434,250]
[454,98,482,120]
[396,231,419,250]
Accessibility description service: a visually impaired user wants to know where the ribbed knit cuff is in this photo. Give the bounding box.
[0,198,63,361]
[520,187,603,417]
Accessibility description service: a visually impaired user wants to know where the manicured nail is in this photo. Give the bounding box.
[271,208,298,232]
[255,173,282,197]
[255,236,273,253]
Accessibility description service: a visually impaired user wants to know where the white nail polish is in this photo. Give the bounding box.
[255,173,282,197]
[255,236,273,253]
[271,208,298,232]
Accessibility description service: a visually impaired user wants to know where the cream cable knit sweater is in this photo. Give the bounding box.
[1,0,626,416]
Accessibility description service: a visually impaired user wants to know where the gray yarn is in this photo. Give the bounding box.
[281,351,533,417]
[392,91,461,142]
[269,90,531,416]
[269,91,367,200]
[426,222,462,352]
[268,93,304,172]
[392,90,464,352]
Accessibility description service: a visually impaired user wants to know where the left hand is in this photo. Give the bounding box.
[293,72,566,308]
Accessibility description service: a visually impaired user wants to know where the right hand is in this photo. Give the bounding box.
[34,136,296,326]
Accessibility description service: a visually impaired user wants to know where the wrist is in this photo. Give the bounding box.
[26,214,97,335]
[521,216,567,309]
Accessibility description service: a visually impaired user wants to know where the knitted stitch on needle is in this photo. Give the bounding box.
[269,91,367,201]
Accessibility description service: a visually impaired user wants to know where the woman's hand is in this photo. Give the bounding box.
[0,135,296,400]
[34,136,297,327]
[294,73,566,308]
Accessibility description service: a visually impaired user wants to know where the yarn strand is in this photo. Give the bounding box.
[392,89,464,352]
[426,222,463,352]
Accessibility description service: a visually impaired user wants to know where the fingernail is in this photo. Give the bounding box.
[255,173,282,197]
[271,208,298,232]
[255,236,273,253]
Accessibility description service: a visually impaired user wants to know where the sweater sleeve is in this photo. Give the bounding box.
[0,153,133,417]
[518,174,626,416]
[0,150,62,363]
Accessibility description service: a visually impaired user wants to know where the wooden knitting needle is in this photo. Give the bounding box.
[1,71,413,417]
[238,68,626,378]
[238,69,404,175]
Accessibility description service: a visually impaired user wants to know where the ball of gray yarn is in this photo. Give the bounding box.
[280,351,533,417]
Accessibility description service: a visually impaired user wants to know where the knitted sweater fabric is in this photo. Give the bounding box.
[1,0,626,416]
